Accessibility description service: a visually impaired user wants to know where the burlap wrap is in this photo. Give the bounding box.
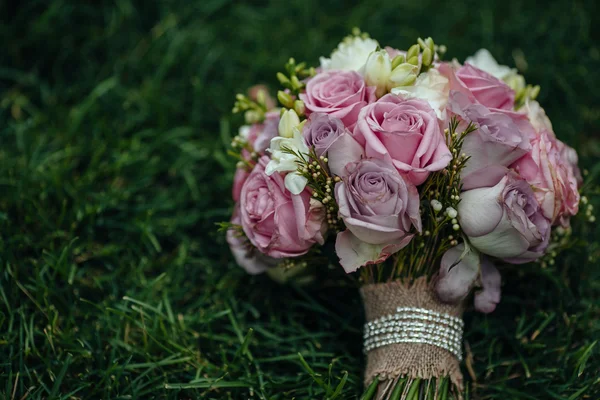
[360,277,464,390]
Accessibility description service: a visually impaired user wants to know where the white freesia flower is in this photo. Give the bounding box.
[266,109,309,194]
[363,50,392,97]
[391,68,450,120]
[465,49,516,80]
[278,109,301,138]
[320,36,379,72]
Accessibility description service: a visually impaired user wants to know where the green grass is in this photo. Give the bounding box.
[1,0,600,399]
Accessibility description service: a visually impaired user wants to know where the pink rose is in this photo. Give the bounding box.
[300,70,376,128]
[334,158,421,273]
[240,156,326,258]
[352,94,452,185]
[456,63,515,110]
[458,171,551,264]
[512,131,580,226]
[449,91,534,189]
[227,206,279,274]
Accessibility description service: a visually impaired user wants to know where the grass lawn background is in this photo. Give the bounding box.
[1,0,599,398]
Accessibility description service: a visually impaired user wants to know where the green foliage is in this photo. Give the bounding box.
[0,0,599,399]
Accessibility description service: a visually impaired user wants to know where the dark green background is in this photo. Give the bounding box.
[1,0,599,398]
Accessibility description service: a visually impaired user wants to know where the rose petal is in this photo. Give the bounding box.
[284,172,308,195]
[335,229,413,273]
[458,179,506,237]
[474,257,501,313]
[327,132,365,177]
[435,244,481,303]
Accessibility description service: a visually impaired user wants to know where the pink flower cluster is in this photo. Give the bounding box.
[227,45,581,301]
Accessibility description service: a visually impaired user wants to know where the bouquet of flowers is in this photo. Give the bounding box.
[224,31,583,399]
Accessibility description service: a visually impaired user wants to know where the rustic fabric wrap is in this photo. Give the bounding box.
[360,277,464,391]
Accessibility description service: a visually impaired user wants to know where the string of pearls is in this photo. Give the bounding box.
[364,307,463,361]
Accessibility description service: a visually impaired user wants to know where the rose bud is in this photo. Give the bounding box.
[474,257,501,313]
[435,243,480,303]
[458,171,551,263]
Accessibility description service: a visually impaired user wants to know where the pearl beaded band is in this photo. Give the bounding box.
[363,307,464,361]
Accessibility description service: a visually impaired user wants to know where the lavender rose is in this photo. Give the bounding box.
[240,156,326,258]
[334,158,421,273]
[458,171,551,263]
[302,113,365,176]
[449,91,534,189]
[353,94,452,185]
[300,70,376,129]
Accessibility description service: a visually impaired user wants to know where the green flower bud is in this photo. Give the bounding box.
[417,37,427,50]
[388,63,418,89]
[295,62,306,73]
[422,48,433,67]
[407,44,420,60]
[407,56,419,66]
[294,100,305,116]
[235,93,245,101]
[290,75,303,90]
[277,72,290,85]
[256,89,267,107]
[391,54,406,69]
[245,110,261,124]
[425,37,435,53]
[277,90,294,108]
[530,85,540,100]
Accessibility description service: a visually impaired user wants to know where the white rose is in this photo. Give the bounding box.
[320,36,379,72]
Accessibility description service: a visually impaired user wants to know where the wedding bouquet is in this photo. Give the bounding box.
[224,31,582,399]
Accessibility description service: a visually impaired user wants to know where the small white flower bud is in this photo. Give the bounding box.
[446,207,458,219]
[431,200,443,212]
